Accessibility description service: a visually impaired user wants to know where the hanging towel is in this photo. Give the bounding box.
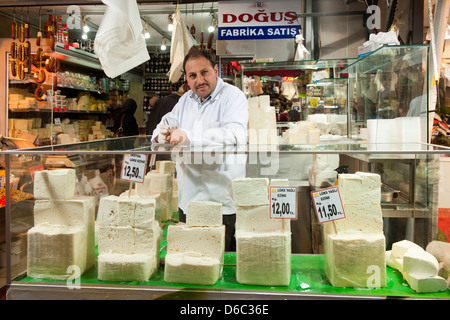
[168,7,196,83]
[94,0,149,78]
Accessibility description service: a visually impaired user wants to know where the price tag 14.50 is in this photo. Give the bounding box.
[270,187,297,219]
[121,154,147,183]
[311,186,346,223]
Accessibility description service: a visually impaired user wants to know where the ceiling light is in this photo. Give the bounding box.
[208,25,215,33]
[161,38,167,51]
[82,15,89,33]
[168,14,174,31]
[144,22,150,39]
[82,32,88,40]
[208,11,217,33]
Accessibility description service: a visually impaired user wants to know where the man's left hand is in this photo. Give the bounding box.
[168,129,189,145]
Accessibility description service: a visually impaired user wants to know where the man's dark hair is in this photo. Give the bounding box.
[182,47,216,72]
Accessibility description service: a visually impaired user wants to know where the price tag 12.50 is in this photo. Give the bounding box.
[270,187,297,219]
[121,154,147,183]
[311,186,346,224]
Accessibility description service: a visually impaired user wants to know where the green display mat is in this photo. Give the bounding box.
[16,218,450,299]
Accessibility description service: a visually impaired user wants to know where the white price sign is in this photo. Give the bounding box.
[121,154,147,183]
[270,187,297,219]
[311,186,346,223]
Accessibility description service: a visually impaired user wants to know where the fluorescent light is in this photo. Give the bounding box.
[208,25,215,33]
[82,32,87,40]
[83,25,89,33]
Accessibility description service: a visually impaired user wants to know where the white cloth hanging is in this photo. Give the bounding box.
[294,34,310,61]
[94,0,149,78]
[168,8,196,83]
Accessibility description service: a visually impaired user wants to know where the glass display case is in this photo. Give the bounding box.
[344,45,430,142]
[305,78,348,137]
[1,136,449,300]
[239,58,355,120]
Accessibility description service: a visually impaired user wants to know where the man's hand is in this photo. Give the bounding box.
[167,128,189,145]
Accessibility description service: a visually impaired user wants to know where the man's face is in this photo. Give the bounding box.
[185,56,218,101]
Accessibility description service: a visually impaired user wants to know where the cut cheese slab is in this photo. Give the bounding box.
[166,224,225,262]
[156,160,175,174]
[391,240,424,258]
[186,201,223,227]
[98,252,157,282]
[236,204,290,233]
[27,224,87,280]
[325,203,383,234]
[338,172,381,205]
[236,230,291,286]
[34,169,76,200]
[164,252,221,285]
[324,233,386,288]
[403,250,439,277]
[405,273,448,293]
[232,178,269,206]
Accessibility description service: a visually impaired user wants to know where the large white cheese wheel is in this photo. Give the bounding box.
[324,233,387,288]
[404,273,448,293]
[27,224,87,280]
[232,178,269,206]
[98,252,157,282]
[186,201,223,227]
[391,239,424,258]
[166,224,225,262]
[403,250,439,277]
[236,230,291,286]
[34,169,76,200]
[164,252,221,285]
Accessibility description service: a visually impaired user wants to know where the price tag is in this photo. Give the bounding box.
[54,118,61,124]
[311,186,345,223]
[270,187,297,219]
[121,154,147,183]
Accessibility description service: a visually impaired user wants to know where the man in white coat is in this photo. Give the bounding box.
[152,48,249,251]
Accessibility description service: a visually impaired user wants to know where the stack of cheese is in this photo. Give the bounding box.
[386,240,448,293]
[96,195,161,282]
[135,161,175,221]
[28,169,96,280]
[281,121,321,145]
[247,95,278,146]
[323,171,387,288]
[233,177,291,286]
[164,201,225,285]
[309,154,340,188]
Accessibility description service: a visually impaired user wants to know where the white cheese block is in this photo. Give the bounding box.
[338,172,381,205]
[33,196,95,269]
[33,196,95,228]
[97,195,135,228]
[98,222,161,255]
[134,197,157,229]
[308,128,321,144]
[27,224,87,280]
[385,250,405,275]
[270,179,289,187]
[403,250,439,277]
[34,169,76,200]
[232,178,269,206]
[98,252,157,282]
[167,224,225,262]
[136,172,172,194]
[156,161,175,174]
[236,230,291,286]
[404,273,448,293]
[164,252,221,285]
[236,204,290,233]
[324,232,386,288]
[391,240,424,258]
[118,194,162,223]
[323,203,383,234]
[186,201,223,227]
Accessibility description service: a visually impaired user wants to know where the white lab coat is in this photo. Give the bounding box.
[152,77,249,214]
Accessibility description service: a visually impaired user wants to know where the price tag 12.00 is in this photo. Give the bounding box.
[311,186,346,224]
[121,154,147,183]
[270,187,297,219]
